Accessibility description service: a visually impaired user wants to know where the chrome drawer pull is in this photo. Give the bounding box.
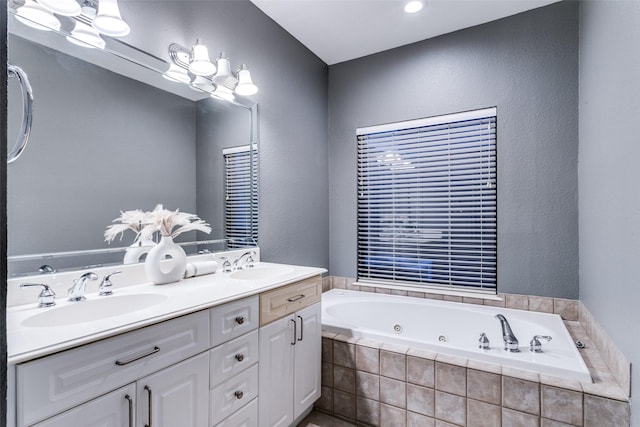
[235,316,245,325]
[234,390,244,400]
[124,394,134,427]
[287,294,305,302]
[144,385,153,427]
[235,353,245,362]
[115,346,160,366]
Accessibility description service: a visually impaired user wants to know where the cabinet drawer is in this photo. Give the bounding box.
[211,296,259,347]
[210,364,259,426]
[215,398,258,427]
[32,384,136,427]
[17,310,210,426]
[210,330,259,387]
[259,276,322,325]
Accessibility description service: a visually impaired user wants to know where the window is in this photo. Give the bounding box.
[357,107,497,293]
[224,144,258,247]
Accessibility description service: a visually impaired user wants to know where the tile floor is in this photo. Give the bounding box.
[297,410,355,427]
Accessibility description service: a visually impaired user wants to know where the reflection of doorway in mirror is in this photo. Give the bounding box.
[224,144,259,248]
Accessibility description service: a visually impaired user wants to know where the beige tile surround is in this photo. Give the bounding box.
[319,276,631,426]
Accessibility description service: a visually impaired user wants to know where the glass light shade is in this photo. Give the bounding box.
[15,0,61,32]
[404,0,424,13]
[188,42,216,76]
[212,53,237,87]
[163,63,191,84]
[211,85,235,102]
[191,76,215,93]
[38,0,81,16]
[93,0,130,37]
[234,65,258,96]
[66,7,106,49]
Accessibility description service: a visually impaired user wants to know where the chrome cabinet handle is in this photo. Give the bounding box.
[235,353,244,362]
[287,294,305,302]
[7,64,33,164]
[235,316,245,325]
[290,318,297,345]
[124,394,134,427]
[115,346,160,366]
[144,385,153,427]
[297,315,303,342]
[234,390,244,400]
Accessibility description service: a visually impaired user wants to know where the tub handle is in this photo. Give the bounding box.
[297,315,303,342]
[530,335,552,353]
[290,318,297,345]
[287,294,305,302]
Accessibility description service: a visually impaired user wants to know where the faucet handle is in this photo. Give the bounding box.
[99,270,122,296]
[529,335,552,353]
[21,283,56,307]
[220,257,232,273]
[478,332,490,350]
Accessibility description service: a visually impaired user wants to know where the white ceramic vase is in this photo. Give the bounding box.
[144,235,187,285]
[123,238,156,265]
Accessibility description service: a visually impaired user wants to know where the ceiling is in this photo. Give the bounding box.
[249,0,561,65]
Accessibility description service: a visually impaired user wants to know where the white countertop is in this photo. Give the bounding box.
[7,262,326,364]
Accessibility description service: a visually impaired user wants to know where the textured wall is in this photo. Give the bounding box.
[328,2,579,298]
[121,1,330,269]
[578,1,640,425]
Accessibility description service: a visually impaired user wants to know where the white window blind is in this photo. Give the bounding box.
[224,145,258,247]
[357,107,497,292]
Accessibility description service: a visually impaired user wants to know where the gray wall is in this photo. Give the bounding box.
[328,1,579,298]
[579,1,640,425]
[8,36,197,256]
[121,1,330,269]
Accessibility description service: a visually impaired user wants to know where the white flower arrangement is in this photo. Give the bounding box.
[105,204,211,244]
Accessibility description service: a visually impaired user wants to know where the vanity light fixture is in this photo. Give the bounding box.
[15,0,62,32]
[92,0,130,37]
[234,65,258,96]
[38,0,82,16]
[66,6,106,49]
[189,39,217,76]
[404,0,424,13]
[164,42,258,101]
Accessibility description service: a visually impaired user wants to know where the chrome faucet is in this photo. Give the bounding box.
[233,251,256,270]
[21,283,56,307]
[99,270,122,296]
[68,272,98,301]
[495,314,520,352]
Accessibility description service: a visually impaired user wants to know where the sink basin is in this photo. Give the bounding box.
[230,265,295,281]
[21,293,168,328]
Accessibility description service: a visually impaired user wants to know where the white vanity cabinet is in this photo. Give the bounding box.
[258,276,322,427]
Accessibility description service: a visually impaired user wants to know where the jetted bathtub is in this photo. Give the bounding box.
[322,289,591,383]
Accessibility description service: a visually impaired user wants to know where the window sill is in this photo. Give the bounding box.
[354,281,503,302]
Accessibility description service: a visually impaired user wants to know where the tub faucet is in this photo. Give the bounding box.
[68,272,98,302]
[495,314,520,352]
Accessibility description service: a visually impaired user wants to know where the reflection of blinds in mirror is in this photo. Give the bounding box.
[224,145,258,247]
[357,107,497,293]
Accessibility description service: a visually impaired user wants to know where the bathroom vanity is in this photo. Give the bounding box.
[6,261,325,427]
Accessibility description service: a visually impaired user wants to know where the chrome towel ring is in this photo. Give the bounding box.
[7,64,34,164]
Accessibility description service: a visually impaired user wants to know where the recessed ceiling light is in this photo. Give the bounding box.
[404,0,424,14]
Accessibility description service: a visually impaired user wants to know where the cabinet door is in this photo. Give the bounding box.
[137,352,209,427]
[258,315,295,427]
[293,303,322,420]
[32,384,135,427]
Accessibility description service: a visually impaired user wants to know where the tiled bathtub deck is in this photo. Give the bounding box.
[318,278,630,426]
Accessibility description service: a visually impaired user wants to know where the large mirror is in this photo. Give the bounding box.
[6,8,259,276]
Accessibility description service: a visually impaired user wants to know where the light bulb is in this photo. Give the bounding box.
[163,63,191,84]
[66,7,105,49]
[212,53,237,87]
[234,65,258,96]
[93,0,130,37]
[189,40,216,76]
[404,0,424,13]
[15,0,61,32]
[38,0,81,16]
